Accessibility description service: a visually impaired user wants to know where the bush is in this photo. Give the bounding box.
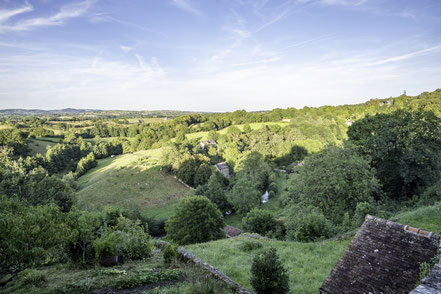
[242,209,278,236]
[268,190,276,199]
[17,269,47,287]
[286,205,334,242]
[250,248,289,294]
[354,201,376,227]
[94,217,154,260]
[163,244,179,264]
[165,196,225,245]
[239,240,263,252]
[268,182,278,194]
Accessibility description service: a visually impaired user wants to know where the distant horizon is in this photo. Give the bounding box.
[1,87,438,113]
[1,0,440,111]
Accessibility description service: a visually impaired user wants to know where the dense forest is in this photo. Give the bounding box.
[0,89,440,293]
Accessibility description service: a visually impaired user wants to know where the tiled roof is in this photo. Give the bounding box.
[320,215,440,294]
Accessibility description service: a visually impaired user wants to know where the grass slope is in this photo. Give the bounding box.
[28,138,58,155]
[395,202,441,233]
[185,235,350,294]
[76,149,193,219]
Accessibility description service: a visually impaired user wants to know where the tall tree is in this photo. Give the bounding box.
[348,110,441,199]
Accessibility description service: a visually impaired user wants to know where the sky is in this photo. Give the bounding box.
[0,0,440,111]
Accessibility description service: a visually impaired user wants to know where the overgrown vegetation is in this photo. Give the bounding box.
[0,89,440,293]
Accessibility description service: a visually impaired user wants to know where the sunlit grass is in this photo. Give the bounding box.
[185,235,350,293]
[395,202,441,234]
[76,149,192,219]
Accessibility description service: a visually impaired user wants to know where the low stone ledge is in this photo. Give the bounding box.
[154,240,255,294]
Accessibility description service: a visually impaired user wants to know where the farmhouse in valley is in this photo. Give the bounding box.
[320,215,440,294]
[215,162,229,178]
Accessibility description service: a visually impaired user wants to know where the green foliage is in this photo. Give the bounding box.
[16,269,47,287]
[93,216,154,260]
[239,240,263,252]
[348,110,441,199]
[198,173,231,214]
[268,182,278,194]
[75,152,97,178]
[45,143,82,173]
[162,244,179,264]
[250,247,290,294]
[235,151,270,191]
[228,177,261,214]
[268,190,276,199]
[354,201,376,227]
[286,205,334,242]
[114,269,183,289]
[0,128,29,156]
[242,209,278,236]
[0,196,72,275]
[166,196,225,245]
[67,210,101,264]
[285,144,380,224]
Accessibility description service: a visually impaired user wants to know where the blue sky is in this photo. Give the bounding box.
[0,0,440,111]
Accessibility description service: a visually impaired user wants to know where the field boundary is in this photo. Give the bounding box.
[156,240,255,294]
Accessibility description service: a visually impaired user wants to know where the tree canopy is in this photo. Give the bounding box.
[348,110,441,199]
[165,196,225,245]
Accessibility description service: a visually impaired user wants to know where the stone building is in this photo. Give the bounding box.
[320,215,440,294]
[199,140,216,149]
[215,162,229,178]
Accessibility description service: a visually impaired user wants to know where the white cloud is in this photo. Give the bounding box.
[0,0,94,33]
[120,45,133,53]
[171,0,203,17]
[0,41,440,111]
[0,4,33,22]
[364,45,441,66]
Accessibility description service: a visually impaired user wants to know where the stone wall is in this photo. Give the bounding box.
[155,240,255,294]
[410,242,441,294]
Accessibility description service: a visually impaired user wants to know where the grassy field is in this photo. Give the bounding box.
[28,138,58,155]
[76,149,193,219]
[185,235,351,293]
[395,202,441,233]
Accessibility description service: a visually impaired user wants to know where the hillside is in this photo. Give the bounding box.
[76,149,194,219]
[186,200,441,293]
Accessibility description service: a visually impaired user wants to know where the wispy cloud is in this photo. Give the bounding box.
[0,3,33,22]
[171,0,204,17]
[93,15,164,36]
[365,45,441,66]
[0,0,94,33]
[319,0,367,7]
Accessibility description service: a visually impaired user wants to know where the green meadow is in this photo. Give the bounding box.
[76,149,193,219]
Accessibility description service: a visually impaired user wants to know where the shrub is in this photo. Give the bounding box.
[94,217,154,260]
[268,190,276,199]
[242,209,277,236]
[17,269,47,287]
[250,248,289,294]
[239,240,263,252]
[163,244,179,264]
[165,196,225,245]
[354,201,376,227]
[268,182,278,194]
[115,269,183,289]
[286,205,334,242]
